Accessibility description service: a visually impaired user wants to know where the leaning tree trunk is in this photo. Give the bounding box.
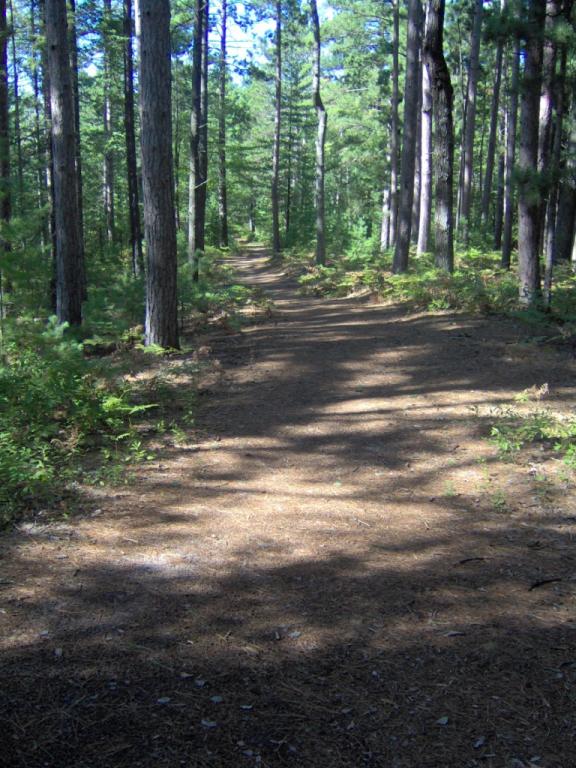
[310,0,326,265]
[217,0,229,248]
[271,0,282,259]
[459,0,482,242]
[417,35,433,255]
[138,0,178,348]
[423,0,454,272]
[123,0,143,276]
[45,0,83,325]
[517,0,545,305]
[188,0,203,275]
[393,0,422,273]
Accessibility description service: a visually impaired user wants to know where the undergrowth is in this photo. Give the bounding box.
[488,385,576,470]
[0,319,155,526]
[296,246,576,325]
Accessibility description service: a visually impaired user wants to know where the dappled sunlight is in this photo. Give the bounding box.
[2,246,576,767]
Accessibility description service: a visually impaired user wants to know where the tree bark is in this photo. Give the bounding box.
[517,0,545,305]
[0,0,10,266]
[481,2,505,227]
[138,0,178,347]
[271,0,282,259]
[123,0,143,276]
[102,0,115,244]
[188,0,203,275]
[423,0,454,272]
[417,36,433,255]
[67,0,86,300]
[45,0,83,325]
[459,0,482,241]
[217,0,229,248]
[196,0,209,267]
[393,0,421,273]
[8,0,21,204]
[310,0,326,265]
[388,0,400,248]
[502,38,520,269]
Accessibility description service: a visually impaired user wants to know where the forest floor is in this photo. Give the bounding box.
[2,245,576,768]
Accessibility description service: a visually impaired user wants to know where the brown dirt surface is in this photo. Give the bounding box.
[2,245,576,768]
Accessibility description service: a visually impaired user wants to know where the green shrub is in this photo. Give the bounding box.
[0,319,152,524]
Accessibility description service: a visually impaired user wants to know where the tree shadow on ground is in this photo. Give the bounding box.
[1,248,575,768]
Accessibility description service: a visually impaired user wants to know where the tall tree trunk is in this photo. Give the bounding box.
[138,0,178,347]
[188,0,202,275]
[423,0,454,272]
[517,0,545,305]
[393,0,421,273]
[417,35,433,255]
[0,0,10,284]
[217,0,228,247]
[459,0,482,241]
[494,152,505,248]
[271,0,282,259]
[31,0,49,251]
[481,3,505,226]
[39,0,57,310]
[67,0,85,300]
[45,0,83,325]
[388,0,400,247]
[544,36,569,304]
[102,0,115,244]
[502,38,520,269]
[555,72,576,263]
[195,0,208,270]
[8,0,21,204]
[123,0,143,275]
[310,0,326,265]
[412,44,423,243]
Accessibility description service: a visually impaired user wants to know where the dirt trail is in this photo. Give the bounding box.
[2,245,576,768]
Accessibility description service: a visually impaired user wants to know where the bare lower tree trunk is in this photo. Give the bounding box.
[138,0,178,347]
[7,0,21,204]
[188,0,202,275]
[393,0,421,273]
[417,44,433,255]
[388,0,400,247]
[310,0,326,265]
[502,39,520,269]
[45,0,83,325]
[271,0,282,259]
[217,0,228,248]
[68,0,86,300]
[494,152,505,248]
[412,46,423,243]
[0,0,10,273]
[102,0,115,245]
[195,0,209,273]
[423,0,454,272]
[123,0,143,275]
[518,0,545,305]
[459,0,482,242]
[481,4,504,227]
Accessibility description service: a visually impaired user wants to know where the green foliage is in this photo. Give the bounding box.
[489,392,576,470]
[0,319,153,525]
[299,245,521,313]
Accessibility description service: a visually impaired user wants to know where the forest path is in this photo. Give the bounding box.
[2,244,576,767]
